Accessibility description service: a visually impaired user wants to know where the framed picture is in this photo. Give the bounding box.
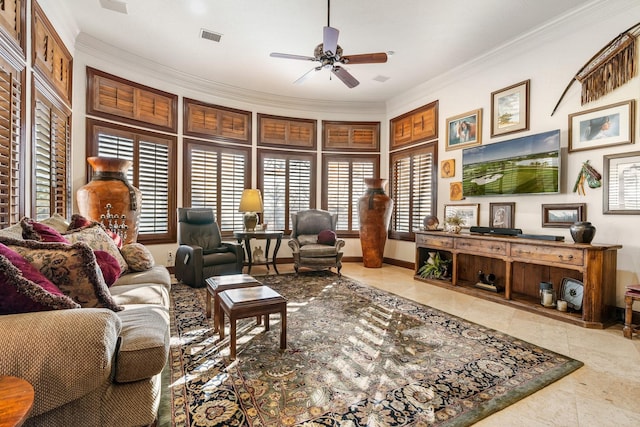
[441,159,455,178]
[489,202,515,228]
[603,151,640,214]
[444,204,479,228]
[446,109,482,150]
[450,181,463,200]
[568,100,635,152]
[541,203,586,227]
[491,79,530,137]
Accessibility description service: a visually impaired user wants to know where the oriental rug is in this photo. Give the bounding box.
[166,271,582,426]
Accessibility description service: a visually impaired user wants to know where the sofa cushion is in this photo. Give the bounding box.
[112,265,171,289]
[297,234,318,246]
[0,243,80,314]
[317,229,337,245]
[64,224,128,275]
[110,284,170,307]
[120,243,155,272]
[114,305,170,383]
[0,237,123,312]
[299,243,339,257]
[69,214,123,249]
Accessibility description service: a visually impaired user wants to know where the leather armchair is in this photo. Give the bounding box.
[288,209,345,276]
[175,208,244,288]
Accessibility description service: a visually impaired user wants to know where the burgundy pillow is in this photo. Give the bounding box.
[21,218,67,243]
[94,250,121,286]
[317,229,337,245]
[0,243,80,314]
[68,214,123,249]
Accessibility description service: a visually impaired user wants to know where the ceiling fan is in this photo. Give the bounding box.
[269,0,388,88]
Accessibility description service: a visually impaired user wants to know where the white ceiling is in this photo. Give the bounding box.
[51,0,594,104]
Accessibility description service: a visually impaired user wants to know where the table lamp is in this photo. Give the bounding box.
[238,189,263,231]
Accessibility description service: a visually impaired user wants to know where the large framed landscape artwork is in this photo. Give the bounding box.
[462,129,560,196]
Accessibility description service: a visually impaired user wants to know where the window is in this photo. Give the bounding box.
[183,139,250,234]
[389,144,436,241]
[322,154,379,235]
[0,58,22,227]
[258,149,315,233]
[33,82,70,220]
[86,118,177,244]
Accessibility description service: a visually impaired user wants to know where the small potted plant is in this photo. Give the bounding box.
[444,214,464,233]
[417,251,451,279]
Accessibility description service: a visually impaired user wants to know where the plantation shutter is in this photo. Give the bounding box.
[33,89,70,220]
[390,145,435,240]
[186,141,247,232]
[0,65,21,227]
[259,151,314,233]
[324,156,377,232]
[138,140,169,234]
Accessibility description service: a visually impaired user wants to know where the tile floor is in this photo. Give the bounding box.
[255,262,640,426]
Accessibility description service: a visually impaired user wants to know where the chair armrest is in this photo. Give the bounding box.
[335,238,346,251]
[288,238,301,252]
[175,244,203,286]
[0,309,121,417]
[221,241,245,271]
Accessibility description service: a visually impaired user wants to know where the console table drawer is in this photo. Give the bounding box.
[416,233,453,249]
[455,238,507,255]
[510,244,584,266]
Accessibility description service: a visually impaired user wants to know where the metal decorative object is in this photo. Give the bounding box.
[100,203,128,242]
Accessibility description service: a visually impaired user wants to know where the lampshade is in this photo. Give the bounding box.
[238,189,263,213]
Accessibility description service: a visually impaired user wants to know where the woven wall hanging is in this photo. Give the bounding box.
[552,22,640,116]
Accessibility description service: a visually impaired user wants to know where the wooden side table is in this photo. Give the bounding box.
[205,274,262,332]
[233,230,284,274]
[0,376,34,427]
[218,285,287,360]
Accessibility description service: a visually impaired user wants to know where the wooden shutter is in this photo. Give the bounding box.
[390,101,438,149]
[0,59,22,227]
[258,114,316,149]
[0,0,25,55]
[184,98,251,143]
[323,121,380,151]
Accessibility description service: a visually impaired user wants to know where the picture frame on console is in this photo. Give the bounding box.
[444,203,479,228]
[541,203,586,227]
[489,202,515,228]
[491,79,530,137]
[568,100,634,152]
[446,109,482,151]
[603,151,640,214]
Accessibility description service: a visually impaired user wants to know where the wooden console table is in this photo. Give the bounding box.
[415,231,622,328]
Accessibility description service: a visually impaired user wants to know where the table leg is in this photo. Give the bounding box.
[272,235,282,274]
[243,237,253,274]
[206,291,212,318]
[264,238,272,272]
[230,316,237,360]
[218,308,225,340]
[213,293,220,332]
[624,294,634,339]
[264,313,270,331]
[280,303,287,349]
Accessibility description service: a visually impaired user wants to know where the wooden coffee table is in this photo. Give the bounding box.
[205,274,262,332]
[218,285,287,360]
[0,376,34,427]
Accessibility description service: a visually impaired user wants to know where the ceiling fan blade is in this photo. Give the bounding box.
[323,26,339,56]
[270,52,317,61]
[341,52,388,64]
[331,66,359,88]
[294,67,320,85]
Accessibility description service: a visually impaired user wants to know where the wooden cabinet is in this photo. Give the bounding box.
[415,231,621,328]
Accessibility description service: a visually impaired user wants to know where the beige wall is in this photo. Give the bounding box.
[39,0,640,308]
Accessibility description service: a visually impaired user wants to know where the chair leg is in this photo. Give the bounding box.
[624,294,634,339]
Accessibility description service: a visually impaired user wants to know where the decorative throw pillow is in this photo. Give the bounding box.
[68,214,123,249]
[39,213,70,233]
[64,224,128,275]
[0,243,80,314]
[298,234,318,246]
[120,243,155,272]
[0,237,123,312]
[317,229,337,245]
[94,250,121,286]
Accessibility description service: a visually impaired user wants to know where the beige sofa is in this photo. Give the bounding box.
[0,217,171,427]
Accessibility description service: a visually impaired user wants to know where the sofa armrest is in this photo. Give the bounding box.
[0,308,122,417]
[175,244,203,286]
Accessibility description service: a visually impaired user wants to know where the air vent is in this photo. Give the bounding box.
[200,29,222,43]
[99,0,128,14]
[373,75,390,83]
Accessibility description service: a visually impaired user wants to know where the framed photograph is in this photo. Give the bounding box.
[603,151,640,214]
[541,203,586,227]
[450,181,463,200]
[489,202,515,228]
[491,79,530,137]
[441,159,455,178]
[446,109,482,150]
[444,204,479,228]
[568,100,635,152]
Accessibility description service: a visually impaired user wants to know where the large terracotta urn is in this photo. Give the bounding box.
[358,178,394,268]
[76,157,142,244]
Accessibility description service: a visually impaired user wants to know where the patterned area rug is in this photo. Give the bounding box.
[168,271,582,426]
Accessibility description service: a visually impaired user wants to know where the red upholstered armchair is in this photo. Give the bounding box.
[175,208,244,287]
[288,209,345,276]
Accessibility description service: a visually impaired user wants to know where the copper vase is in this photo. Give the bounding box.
[358,178,394,268]
[76,157,142,244]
